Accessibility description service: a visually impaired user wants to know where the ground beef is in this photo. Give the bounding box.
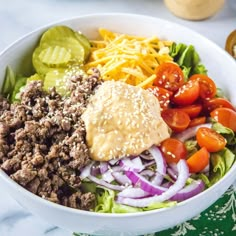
[0,68,101,211]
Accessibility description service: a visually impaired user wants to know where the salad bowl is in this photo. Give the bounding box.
[0,13,236,236]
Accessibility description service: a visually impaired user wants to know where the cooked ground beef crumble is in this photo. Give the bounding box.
[0,68,101,210]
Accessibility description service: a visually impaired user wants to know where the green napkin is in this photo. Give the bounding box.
[74,185,235,236]
[155,185,236,236]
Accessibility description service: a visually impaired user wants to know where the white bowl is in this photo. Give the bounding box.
[0,13,236,236]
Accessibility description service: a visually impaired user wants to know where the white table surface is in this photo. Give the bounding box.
[0,0,236,236]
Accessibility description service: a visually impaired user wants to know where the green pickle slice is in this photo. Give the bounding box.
[32,25,91,94]
[75,32,91,60]
[43,69,69,96]
[40,25,76,43]
[39,46,72,66]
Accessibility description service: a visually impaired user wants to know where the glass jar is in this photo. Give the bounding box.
[164,0,225,20]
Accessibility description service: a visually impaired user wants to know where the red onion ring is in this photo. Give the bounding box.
[117,159,189,207]
[171,180,205,201]
[118,187,150,198]
[149,146,166,176]
[88,175,125,191]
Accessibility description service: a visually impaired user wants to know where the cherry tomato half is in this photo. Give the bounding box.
[210,107,236,131]
[146,86,173,110]
[190,74,216,99]
[196,127,226,152]
[189,116,206,128]
[187,147,210,173]
[161,109,190,132]
[175,104,203,119]
[204,97,235,113]
[154,62,184,92]
[160,138,187,164]
[172,80,200,106]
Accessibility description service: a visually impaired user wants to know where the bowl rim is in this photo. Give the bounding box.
[0,12,236,218]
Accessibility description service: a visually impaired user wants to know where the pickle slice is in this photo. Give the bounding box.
[46,37,85,63]
[39,46,71,66]
[27,73,43,83]
[33,45,52,75]
[43,69,68,96]
[32,25,90,76]
[40,25,76,43]
[75,32,91,60]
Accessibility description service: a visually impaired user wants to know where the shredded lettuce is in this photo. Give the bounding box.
[1,66,16,99]
[10,76,27,103]
[212,122,236,145]
[184,139,198,157]
[94,188,176,213]
[169,42,207,80]
[210,148,235,185]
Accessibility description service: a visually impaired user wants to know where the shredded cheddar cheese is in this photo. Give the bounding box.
[84,28,173,88]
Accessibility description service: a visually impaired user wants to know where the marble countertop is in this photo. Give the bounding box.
[0,0,236,236]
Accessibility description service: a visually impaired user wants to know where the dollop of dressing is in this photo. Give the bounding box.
[82,81,170,161]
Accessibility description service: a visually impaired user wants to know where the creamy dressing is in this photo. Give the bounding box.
[82,81,170,161]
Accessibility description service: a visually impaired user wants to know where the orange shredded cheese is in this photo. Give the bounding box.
[84,28,173,88]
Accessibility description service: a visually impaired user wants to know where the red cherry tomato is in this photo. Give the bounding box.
[196,127,226,152]
[204,97,235,113]
[187,147,210,173]
[154,62,184,92]
[146,86,173,110]
[172,80,200,106]
[160,138,187,164]
[175,104,203,119]
[189,116,206,127]
[161,109,190,132]
[190,74,216,99]
[210,107,236,131]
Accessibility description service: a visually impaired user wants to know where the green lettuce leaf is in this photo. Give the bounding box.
[1,66,16,99]
[143,201,177,211]
[95,188,115,213]
[112,202,142,213]
[94,188,176,213]
[10,76,27,103]
[212,122,236,145]
[169,42,207,79]
[210,148,235,185]
[184,139,198,157]
[197,173,211,188]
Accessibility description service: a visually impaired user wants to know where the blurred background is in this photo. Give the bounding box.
[0,0,236,52]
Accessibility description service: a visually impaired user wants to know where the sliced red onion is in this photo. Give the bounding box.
[109,159,119,165]
[140,170,155,178]
[101,170,115,183]
[100,162,109,174]
[175,123,212,142]
[151,173,164,186]
[80,162,94,179]
[88,175,125,191]
[125,170,166,195]
[111,166,124,172]
[120,157,144,172]
[148,146,166,176]
[171,180,205,201]
[168,163,178,173]
[167,167,177,181]
[90,164,101,176]
[118,187,150,198]
[112,172,132,185]
[117,159,189,207]
[140,152,154,161]
[144,160,156,168]
[161,181,173,188]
